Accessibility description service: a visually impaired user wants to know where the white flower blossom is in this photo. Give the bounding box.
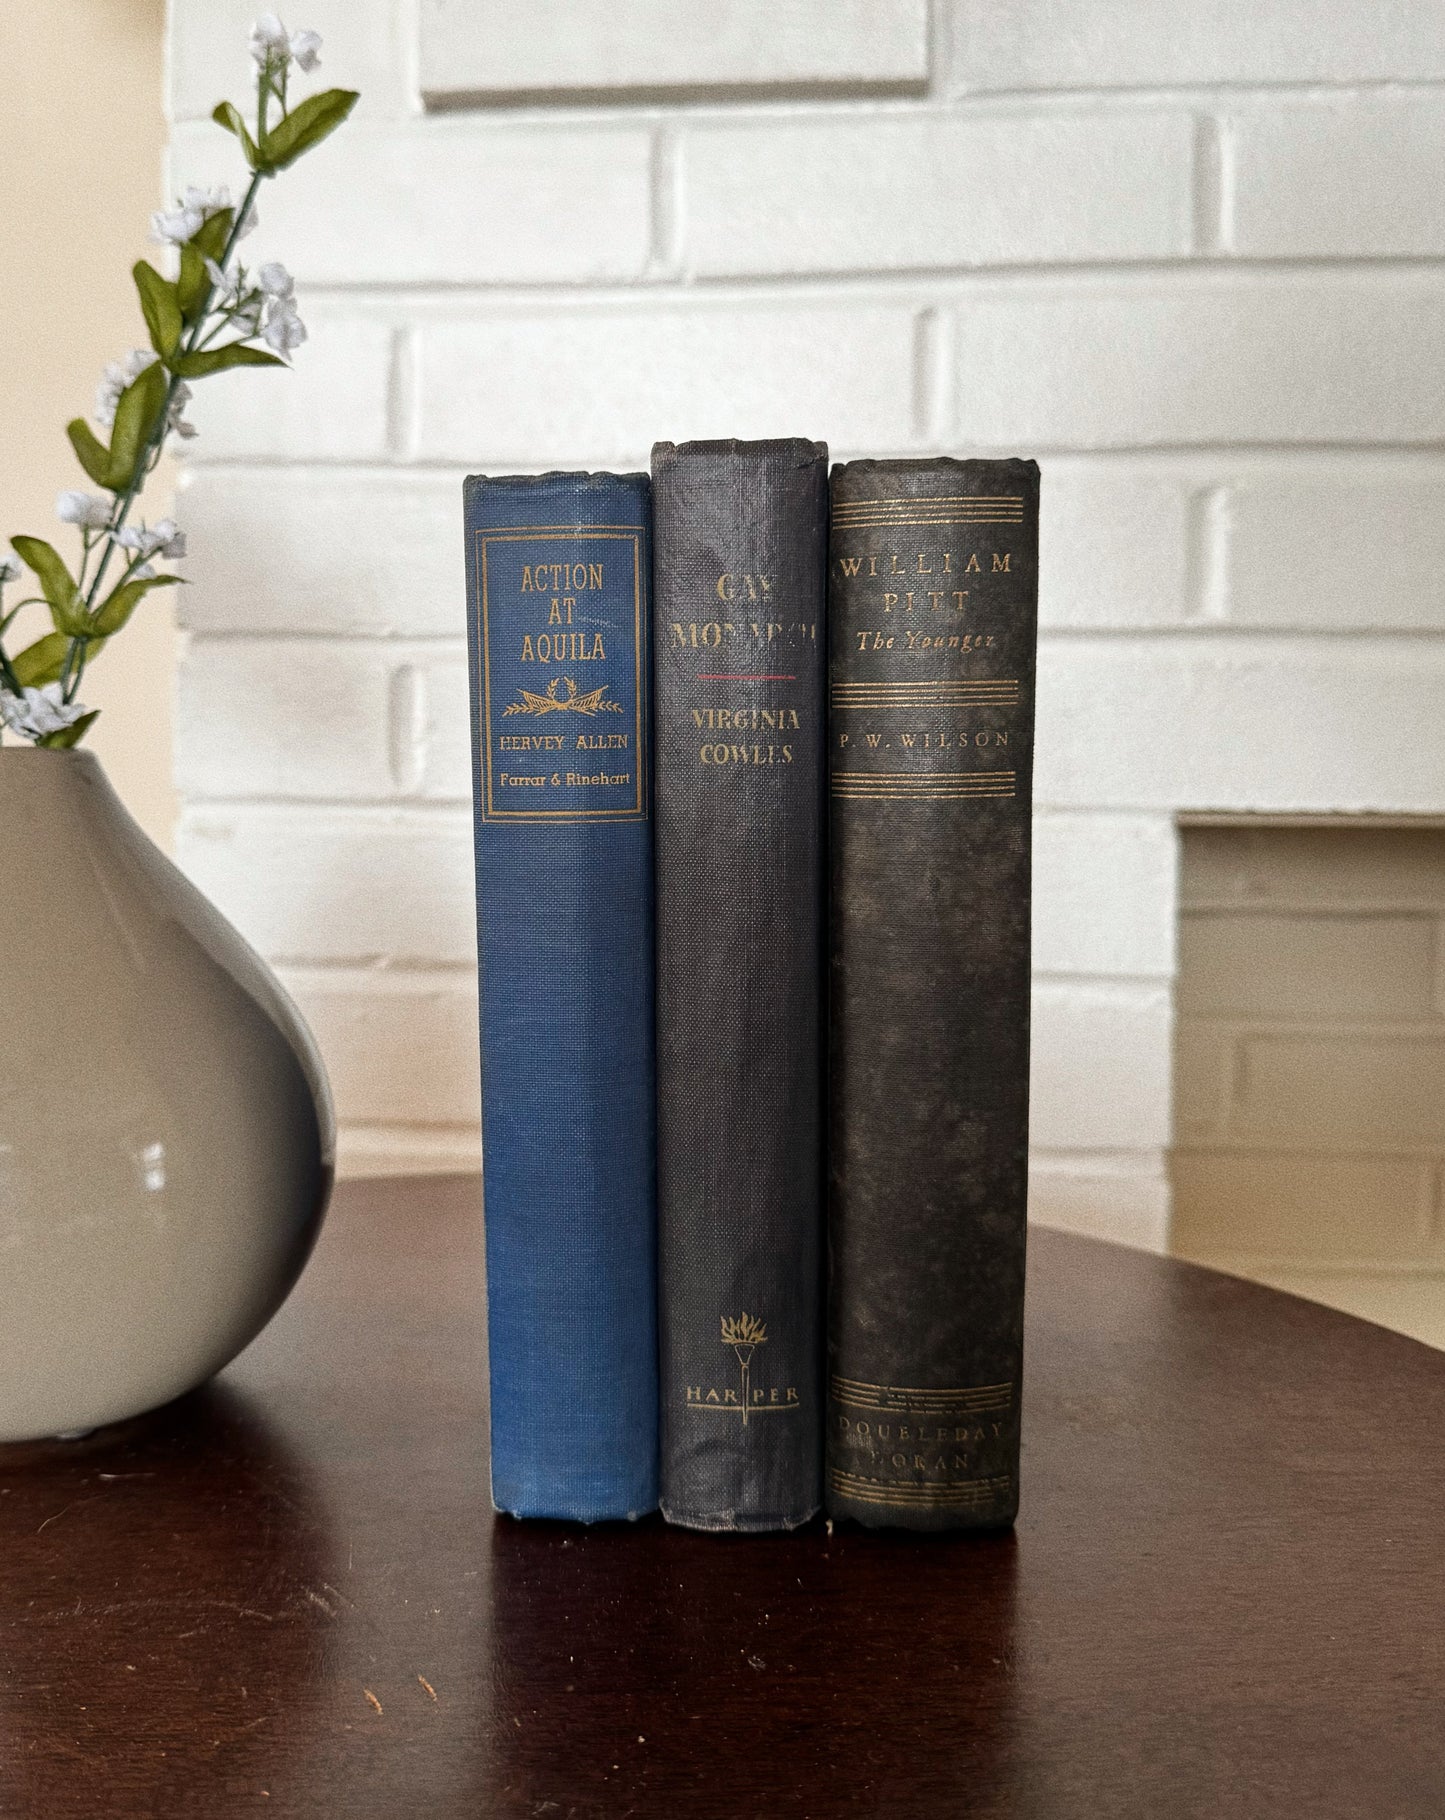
[115,518,186,562]
[249,13,289,61]
[56,490,112,530]
[94,347,159,428]
[289,28,322,70]
[204,255,240,298]
[233,294,264,335]
[257,261,294,299]
[149,184,233,248]
[262,295,307,356]
[0,555,21,584]
[132,562,158,581]
[167,381,198,442]
[250,16,322,72]
[0,684,90,741]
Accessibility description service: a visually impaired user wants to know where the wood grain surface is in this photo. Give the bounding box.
[2,1173,1443,1817]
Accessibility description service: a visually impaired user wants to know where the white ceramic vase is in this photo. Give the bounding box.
[0,749,334,1441]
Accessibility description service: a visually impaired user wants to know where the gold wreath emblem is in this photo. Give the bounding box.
[502,675,623,717]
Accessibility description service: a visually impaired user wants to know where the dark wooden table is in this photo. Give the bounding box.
[4,1175,1445,1817]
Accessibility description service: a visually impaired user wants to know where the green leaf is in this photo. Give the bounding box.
[177,243,214,322]
[10,633,73,688]
[133,260,183,357]
[66,418,113,488]
[192,207,234,263]
[177,208,235,323]
[91,572,182,638]
[257,87,358,173]
[11,536,87,634]
[212,100,261,169]
[106,360,168,490]
[169,342,287,378]
[37,709,100,750]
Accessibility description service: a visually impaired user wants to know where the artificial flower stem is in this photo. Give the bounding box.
[63,166,269,703]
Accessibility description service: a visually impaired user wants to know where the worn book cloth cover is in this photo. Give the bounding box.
[463,470,658,1521]
[825,456,1039,1531]
[652,438,828,1531]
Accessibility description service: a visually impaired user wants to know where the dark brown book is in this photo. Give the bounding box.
[825,456,1039,1531]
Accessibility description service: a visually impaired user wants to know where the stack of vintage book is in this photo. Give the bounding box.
[463,444,1038,1533]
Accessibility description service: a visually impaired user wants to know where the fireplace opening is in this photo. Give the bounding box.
[1171,819,1445,1346]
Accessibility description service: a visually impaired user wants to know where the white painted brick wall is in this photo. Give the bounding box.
[947,0,1445,92]
[413,301,920,465]
[167,1,1445,1234]
[680,109,1197,275]
[418,0,930,106]
[1226,97,1445,259]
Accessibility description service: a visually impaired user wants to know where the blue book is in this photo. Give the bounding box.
[463,471,658,1521]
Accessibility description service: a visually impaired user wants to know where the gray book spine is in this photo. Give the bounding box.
[652,437,828,1531]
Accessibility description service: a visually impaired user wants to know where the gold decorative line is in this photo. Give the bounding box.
[830,1471,1012,1491]
[832,680,1021,689]
[830,1387,1013,1404]
[831,690,1020,698]
[830,1476,1010,1496]
[832,511,1025,520]
[831,1389,1014,1403]
[826,695,1019,702]
[831,1386,1014,1401]
[828,1477,1011,1501]
[833,769,1015,779]
[473,524,648,535]
[831,780,1018,787]
[834,498,1023,506]
[832,505,1025,514]
[832,520,1024,531]
[826,498,1019,505]
[831,782,1015,790]
[831,1379,1014,1395]
[831,782,1015,789]
[830,1471,1013,1488]
[826,786,1019,793]
[832,508,1025,516]
[830,787,1016,795]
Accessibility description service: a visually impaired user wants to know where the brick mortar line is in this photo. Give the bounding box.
[280,256,1445,304]
[175,449,1445,480]
[174,443,1445,474]
[169,78,1445,134]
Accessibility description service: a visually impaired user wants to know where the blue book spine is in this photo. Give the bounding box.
[463,471,658,1521]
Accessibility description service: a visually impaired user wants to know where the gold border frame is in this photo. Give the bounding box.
[476,526,646,824]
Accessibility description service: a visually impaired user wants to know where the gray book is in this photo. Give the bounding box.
[651,437,828,1531]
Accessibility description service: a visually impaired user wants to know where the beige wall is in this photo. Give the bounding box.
[1172,822,1445,1345]
[0,0,175,848]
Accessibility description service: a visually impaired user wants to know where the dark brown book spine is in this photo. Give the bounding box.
[825,456,1039,1531]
